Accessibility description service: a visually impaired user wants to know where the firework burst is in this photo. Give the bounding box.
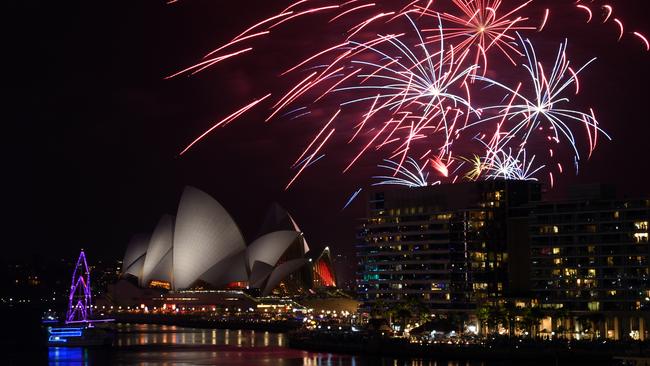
[419,0,536,73]
[372,157,436,188]
[466,35,610,174]
[164,0,647,191]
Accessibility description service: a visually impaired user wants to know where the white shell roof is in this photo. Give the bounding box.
[141,215,174,287]
[122,234,149,277]
[172,186,246,290]
[246,230,300,269]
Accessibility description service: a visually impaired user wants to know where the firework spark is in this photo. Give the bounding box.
[475,137,545,181]
[466,35,610,170]
[166,0,646,191]
[372,157,435,187]
[419,0,536,71]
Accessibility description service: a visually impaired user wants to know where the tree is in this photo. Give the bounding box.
[406,297,431,325]
[449,311,470,334]
[476,304,491,336]
[486,305,507,334]
[388,302,413,333]
[503,301,520,337]
[552,307,571,339]
[576,315,592,339]
[520,307,545,338]
[587,312,605,339]
[370,300,388,319]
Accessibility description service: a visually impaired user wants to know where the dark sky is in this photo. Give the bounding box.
[1,0,649,263]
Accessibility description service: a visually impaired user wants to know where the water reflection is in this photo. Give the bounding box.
[48,347,88,366]
[48,324,486,366]
[114,323,288,348]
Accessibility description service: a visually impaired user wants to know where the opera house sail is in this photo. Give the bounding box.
[121,234,149,279]
[172,186,247,290]
[119,186,315,296]
[141,215,173,289]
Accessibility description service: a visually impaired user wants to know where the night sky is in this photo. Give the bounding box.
[2,0,649,263]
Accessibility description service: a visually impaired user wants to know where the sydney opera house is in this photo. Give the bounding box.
[119,186,334,298]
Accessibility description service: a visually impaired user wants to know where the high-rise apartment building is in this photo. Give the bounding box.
[529,185,649,312]
[356,181,541,310]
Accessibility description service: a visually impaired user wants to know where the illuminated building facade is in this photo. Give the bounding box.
[356,181,541,311]
[529,186,650,339]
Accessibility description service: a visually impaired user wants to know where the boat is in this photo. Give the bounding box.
[46,250,115,347]
[48,323,114,346]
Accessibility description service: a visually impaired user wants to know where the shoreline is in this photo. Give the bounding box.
[287,331,650,365]
[67,314,650,365]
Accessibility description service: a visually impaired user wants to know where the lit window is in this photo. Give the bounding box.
[564,268,577,277]
[473,252,486,261]
[552,248,561,255]
[634,221,649,231]
[472,283,488,290]
[588,269,597,277]
[148,280,171,290]
[540,226,560,234]
[634,233,649,243]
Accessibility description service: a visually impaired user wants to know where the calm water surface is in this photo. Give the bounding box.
[46,324,487,366]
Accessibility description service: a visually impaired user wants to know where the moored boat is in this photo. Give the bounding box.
[46,250,115,347]
[47,323,114,346]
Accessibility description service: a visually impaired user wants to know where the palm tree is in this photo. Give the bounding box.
[370,300,388,319]
[406,297,431,325]
[587,312,605,339]
[476,304,491,336]
[503,301,520,337]
[487,305,507,335]
[449,311,470,334]
[552,307,570,339]
[389,302,413,333]
[520,307,545,338]
[576,314,593,340]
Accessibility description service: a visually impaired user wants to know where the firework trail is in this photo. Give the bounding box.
[418,0,537,73]
[372,157,436,188]
[270,13,489,188]
[342,188,363,210]
[166,0,645,190]
[470,136,545,181]
[465,35,611,181]
[571,1,648,50]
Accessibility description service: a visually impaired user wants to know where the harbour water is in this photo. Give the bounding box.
[44,324,488,366]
